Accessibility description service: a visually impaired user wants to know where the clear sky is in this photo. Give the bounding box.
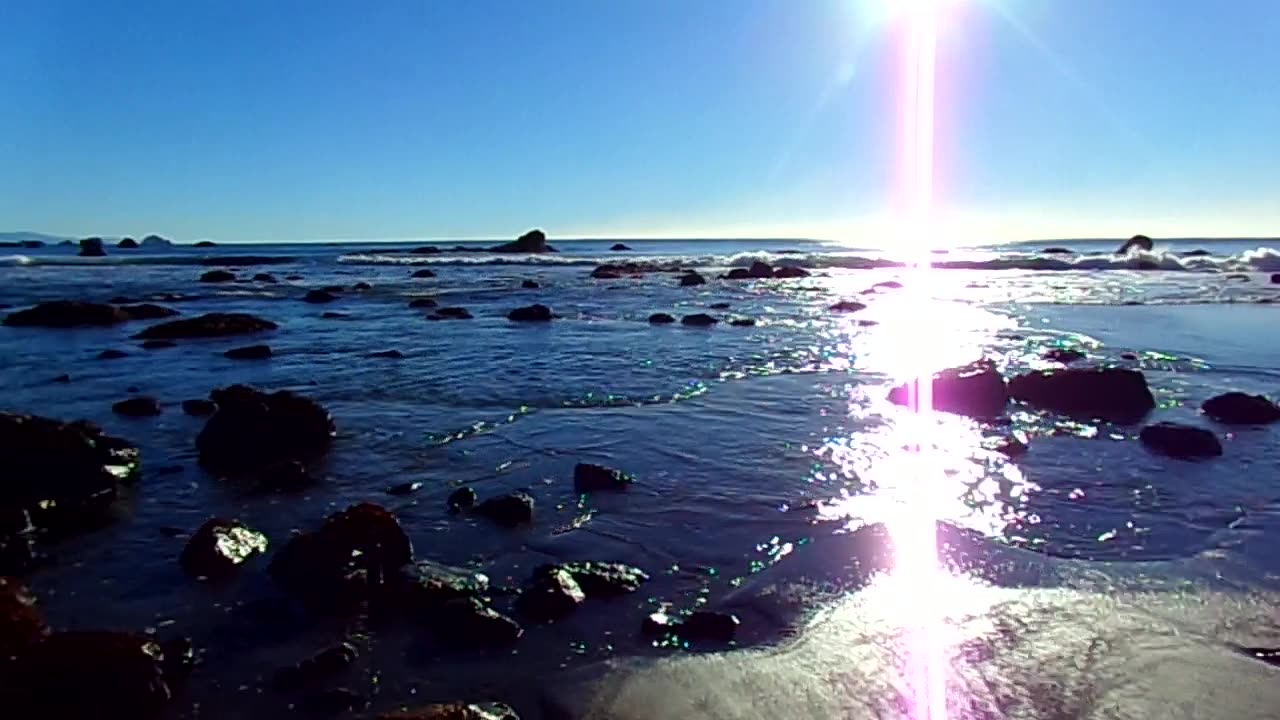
[1,0,1277,244]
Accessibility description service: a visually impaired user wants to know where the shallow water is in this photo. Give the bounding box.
[2,237,1279,717]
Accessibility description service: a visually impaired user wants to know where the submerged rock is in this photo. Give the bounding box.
[321,311,350,319]
[180,518,268,579]
[1116,234,1153,254]
[1139,422,1223,459]
[352,281,372,291]
[1008,367,1155,423]
[3,300,128,328]
[516,567,585,622]
[253,273,278,283]
[378,701,520,720]
[223,344,272,360]
[434,597,523,648]
[410,246,442,255]
[829,300,867,313]
[648,313,676,325]
[119,303,178,321]
[491,229,554,253]
[610,243,632,251]
[508,304,553,322]
[729,318,756,327]
[774,266,810,278]
[199,270,236,283]
[5,631,178,716]
[1041,247,1075,254]
[535,561,649,597]
[134,312,277,340]
[521,279,540,289]
[98,349,129,360]
[1271,273,1280,284]
[408,297,438,309]
[722,268,752,280]
[431,307,473,320]
[250,460,319,492]
[887,359,1009,418]
[573,463,633,493]
[679,272,707,287]
[709,302,731,309]
[1044,347,1086,364]
[369,349,405,359]
[195,385,335,475]
[112,397,162,417]
[78,237,106,257]
[181,399,217,416]
[412,268,437,278]
[447,486,477,512]
[271,642,358,691]
[303,289,338,304]
[680,313,718,327]
[1202,392,1280,424]
[475,492,534,528]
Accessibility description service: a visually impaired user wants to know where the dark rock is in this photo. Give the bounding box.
[378,702,520,720]
[535,561,649,598]
[1040,247,1074,254]
[722,268,752,280]
[1008,367,1155,423]
[1044,347,1086,364]
[573,463,632,493]
[1180,248,1212,257]
[679,272,707,287]
[5,632,176,716]
[117,238,139,248]
[394,560,489,610]
[648,313,676,324]
[138,234,170,248]
[610,243,632,251]
[1271,273,1280,284]
[680,313,718,327]
[250,460,318,492]
[830,300,867,312]
[729,318,756,327]
[1120,352,1140,361]
[322,311,350,319]
[196,385,335,475]
[199,269,236,283]
[434,597,523,647]
[1139,422,1223,459]
[521,279,540,289]
[4,300,128,328]
[108,296,134,304]
[194,240,217,248]
[119,303,178,320]
[474,492,534,528]
[271,642,358,691]
[253,272,277,283]
[386,481,422,496]
[134,312,277,340]
[682,611,740,642]
[98,349,129,360]
[591,269,622,280]
[887,359,1009,418]
[773,266,810,278]
[304,289,339,304]
[490,229,553,253]
[872,280,904,290]
[158,635,195,686]
[1225,273,1251,282]
[410,246,442,255]
[180,518,268,578]
[286,274,304,281]
[1201,392,1280,425]
[51,374,71,383]
[411,268,437,278]
[0,577,48,661]
[269,503,413,612]
[224,344,272,360]
[369,350,405,359]
[127,386,140,393]
[709,302,731,309]
[431,307,472,320]
[141,340,176,350]
[447,487,477,512]
[408,298,438,309]
[112,397,161,417]
[1117,234,1153,254]
[301,688,368,714]
[516,567,585,622]
[182,399,217,416]
[508,304,553,322]
[352,281,372,291]
[78,237,106,257]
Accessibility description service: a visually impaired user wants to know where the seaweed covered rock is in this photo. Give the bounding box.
[887,359,1009,418]
[195,385,334,475]
[180,518,268,579]
[1008,367,1155,423]
[134,313,277,340]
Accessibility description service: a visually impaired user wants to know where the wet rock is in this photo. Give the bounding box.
[1120,351,1139,361]
[302,688,368,714]
[0,577,48,661]
[182,399,217,416]
[1225,273,1251,281]
[271,642,358,691]
[304,289,339,304]
[386,481,422,495]
[709,302,731,309]
[5,632,174,716]
[516,567,585,622]
[180,518,268,579]
[412,269,437,278]
[491,228,553,253]
[1040,247,1074,254]
[119,303,179,321]
[447,486,477,512]
[682,611,740,642]
[1201,392,1280,425]
[679,272,707,287]
[1008,367,1155,423]
[322,311,350,319]
[253,272,278,283]
[729,318,756,327]
[3,300,128,328]
[352,281,372,291]
[1271,273,1280,284]
[0,510,39,575]
[199,269,236,283]
[394,560,489,610]
[378,701,520,720]
[747,262,775,278]
[829,300,867,312]
[409,298,438,309]
[134,312,277,340]
[78,237,106,257]
[474,492,534,528]
[591,268,622,280]
[610,243,632,251]
[521,279,540,289]
[648,313,675,324]
[224,344,272,360]
[369,350,405,359]
[991,436,1029,457]
[722,268,752,280]
[1116,234,1153,254]
[269,503,414,612]
[536,561,649,597]
[117,237,139,249]
[431,307,473,320]
[434,597,523,647]
[872,280,904,290]
[158,635,195,686]
[51,374,71,383]
[1139,422,1222,459]
[195,385,335,475]
[641,610,678,637]
[887,359,1009,418]
[286,274,304,281]
[508,304,553,322]
[251,460,319,492]
[573,463,632,493]
[773,266,810,278]
[680,313,718,327]
[1044,347,1086,364]
[113,396,162,417]
[98,349,129,360]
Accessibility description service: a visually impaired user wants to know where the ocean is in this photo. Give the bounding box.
[3,235,1280,718]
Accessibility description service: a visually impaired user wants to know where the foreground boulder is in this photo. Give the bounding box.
[1201,392,1280,425]
[134,313,277,340]
[378,702,520,720]
[180,518,268,579]
[574,463,632,493]
[888,359,1009,418]
[195,385,335,475]
[0,577,49,661]
[1139,422,1222,459]
[78,237,106,257]
[4,301,127,328]
[269,503,413,612]
[508,304,553,322]
[199,270,236,283]
[1008,367,1155,423]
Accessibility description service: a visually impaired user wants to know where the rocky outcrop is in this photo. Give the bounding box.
[648,313,675,324]
[573,463,632,493]
[199,269,236,283]
[195,385,335,476]
[304,289,338,304]
[610,243,632,251]
[117,237,139,249]
[140,235,171,248]
[193,241,217,248]
[134,313,277,340]
[474,492,534,528]
[4,301,127,328]
[679,272,706,287]
[490,229,554,253]
[887,359,1009,418]
[112,397,161,417]
[1139,422,1222,459]
[78,237,106,257]
[224,344,272,360]
[180,518,268,579]
[680,313,718,327]
[1201,392,1280,424]
[1116,234,1153,254]
[1008,367,1155,423]
[508,304,553,322]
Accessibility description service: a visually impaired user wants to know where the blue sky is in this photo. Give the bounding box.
[1,0,1277,244]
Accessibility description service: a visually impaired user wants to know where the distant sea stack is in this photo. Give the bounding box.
[193,240,217,248]
[1116,234,1153,254]
[117,237,139,249]
[140,234,173,249]
[490,229,555,253]
[78,237,106,257]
